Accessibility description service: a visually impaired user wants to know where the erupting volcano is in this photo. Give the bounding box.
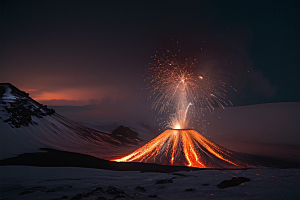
[112,50,264,169]
[112,129,262,168]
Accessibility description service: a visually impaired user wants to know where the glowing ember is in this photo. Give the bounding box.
[112,129,259,168]
[174,124,181,129]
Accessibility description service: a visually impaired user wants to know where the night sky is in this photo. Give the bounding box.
[1,0,299,121]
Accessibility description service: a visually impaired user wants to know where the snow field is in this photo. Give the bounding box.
[1,166,299,200]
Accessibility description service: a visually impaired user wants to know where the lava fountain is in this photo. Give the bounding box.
[147,49,231,129]
[112,129,259,168]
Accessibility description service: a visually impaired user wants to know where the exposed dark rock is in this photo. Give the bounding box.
[217,177,251,189]
[46,186,72,192]
[106,186,124,195]
[112,194,126,199]
[155,178,173,184]
[148,194,158,198]
[93,187,105,193]
[110,125,142,145]
[19,190,35,195]
[112,125,138,138]
[185,188,196,191]
[97,197,108,200]
[135,186,147,192]
[2,93,55,128]
[202,183,209,186]
[112,193,134,199]
[172,172,187,177]
[71,193,90,199]
[52,196,68,200]
[19,186,47,195]
[71,186,106,199]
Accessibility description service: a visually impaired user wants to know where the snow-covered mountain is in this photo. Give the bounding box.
[0,83,142,160]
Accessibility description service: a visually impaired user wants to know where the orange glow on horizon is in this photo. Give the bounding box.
[112,129,260,169]
[34,92,76,101]
[20,87,121,106]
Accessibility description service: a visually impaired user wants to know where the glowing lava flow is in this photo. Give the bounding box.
[112,129,259,168]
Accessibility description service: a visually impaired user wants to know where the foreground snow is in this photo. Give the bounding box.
[1,166,299,200]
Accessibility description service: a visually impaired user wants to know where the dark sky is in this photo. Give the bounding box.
[1,0,299,121]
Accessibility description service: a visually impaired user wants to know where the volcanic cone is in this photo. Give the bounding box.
[113,129,264,168]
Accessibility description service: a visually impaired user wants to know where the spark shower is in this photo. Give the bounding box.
[148,50,231,129]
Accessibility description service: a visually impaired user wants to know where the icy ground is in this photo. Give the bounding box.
[1,166,299,200]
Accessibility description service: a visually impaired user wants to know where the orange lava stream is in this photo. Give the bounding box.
[170,131,178,165]
[112,130,256,168]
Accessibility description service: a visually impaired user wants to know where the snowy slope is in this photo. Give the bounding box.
[201,102,300,163]
[0,83,142,160]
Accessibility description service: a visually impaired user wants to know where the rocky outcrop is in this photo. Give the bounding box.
[111,125,142,144]
[112,125,139,138]
[217,177,250,189]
